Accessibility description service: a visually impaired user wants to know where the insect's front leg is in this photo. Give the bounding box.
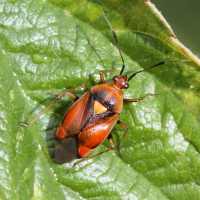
[99,62,115,84]
[123,93,160,102]
[117,120,128,157]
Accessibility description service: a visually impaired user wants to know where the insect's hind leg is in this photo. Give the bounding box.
[67,133,115,173]
[20,83,88,126]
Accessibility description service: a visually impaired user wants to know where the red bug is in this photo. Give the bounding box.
[20,10,189,172]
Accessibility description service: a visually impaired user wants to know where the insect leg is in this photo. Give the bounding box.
[20,84,88,126]
[48,91,79,101]
[117,120,128,157]
[67,133,115,173]
[119,94,160,154]
[123,93,160,102]
[99,62,115,84]
[48,83,88,99]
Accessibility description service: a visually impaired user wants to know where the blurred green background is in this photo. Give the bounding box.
[151,0,200,58]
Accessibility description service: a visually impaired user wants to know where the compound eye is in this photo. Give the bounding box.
[113,76,118,82]
[124,84,129,89]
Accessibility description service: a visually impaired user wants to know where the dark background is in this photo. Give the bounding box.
[151,0,200,58]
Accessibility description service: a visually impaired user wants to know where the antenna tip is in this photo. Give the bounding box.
[180,59,190,62]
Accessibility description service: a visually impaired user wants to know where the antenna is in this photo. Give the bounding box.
[128,60,190,81]
[102,10,126,76]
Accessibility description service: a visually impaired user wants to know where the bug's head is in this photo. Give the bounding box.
[117,60,190,89]
[113,75,129,90]
[102,10,190,91]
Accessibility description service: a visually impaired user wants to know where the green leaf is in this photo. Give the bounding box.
[1,0,200,199]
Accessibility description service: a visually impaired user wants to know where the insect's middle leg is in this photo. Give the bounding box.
[48,83,88,101]
[117,120,128,157]
[118,93,159,154]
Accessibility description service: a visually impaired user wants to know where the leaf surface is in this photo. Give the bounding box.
[0,0,200,199]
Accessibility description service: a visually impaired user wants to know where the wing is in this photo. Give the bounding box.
[78,112,119,157]
[56,91,94,139]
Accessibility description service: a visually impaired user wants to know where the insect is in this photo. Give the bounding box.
[20,10,188,172]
